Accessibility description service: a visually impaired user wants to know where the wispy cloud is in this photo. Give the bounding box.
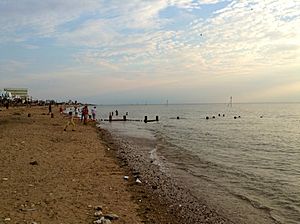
[0,0,102,42]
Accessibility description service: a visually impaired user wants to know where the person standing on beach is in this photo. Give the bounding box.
[82,105,89,124]
[74,106,78,117]
[64,111,76,131]
[5,100,9,109]
[48,103,52,114]
[91,106,97,121]
[80,107,84,122]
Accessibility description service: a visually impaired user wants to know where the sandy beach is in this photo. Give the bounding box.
[0,105,179,224]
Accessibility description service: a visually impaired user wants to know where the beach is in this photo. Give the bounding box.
[0,105,255,224]
[0,105,182,224]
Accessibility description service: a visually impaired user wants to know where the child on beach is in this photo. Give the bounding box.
[64,111,76,131]
[82,105,89,125]
[74,106,78,116]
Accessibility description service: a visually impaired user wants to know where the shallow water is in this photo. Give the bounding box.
[95,103,300,224]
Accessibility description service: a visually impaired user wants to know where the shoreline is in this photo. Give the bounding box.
[97,127,234,224]
[97,112,278,224]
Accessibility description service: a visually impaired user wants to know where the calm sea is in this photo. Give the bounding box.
[95,103,300,224]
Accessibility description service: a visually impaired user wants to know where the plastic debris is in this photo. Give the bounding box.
[136,178,142,184]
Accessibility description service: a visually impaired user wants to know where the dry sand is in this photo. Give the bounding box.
[0,106,177,224]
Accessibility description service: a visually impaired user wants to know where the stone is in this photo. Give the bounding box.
[2,177,8,181]
[94,210,103,217]
[102,219,111,224]
[4,217,11,221]
[123,176,129,180]
[29,161,38,165]
[94,217,111,224]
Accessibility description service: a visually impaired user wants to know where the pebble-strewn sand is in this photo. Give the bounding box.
[98,129,235,224]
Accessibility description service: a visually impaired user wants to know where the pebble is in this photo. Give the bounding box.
[94,210,103,217]
[123,176,129,180]
[2,177,8,181]
[29,161,38,165]
[102,219,111,224]
[94,217,111,224]
[4,217,11,221]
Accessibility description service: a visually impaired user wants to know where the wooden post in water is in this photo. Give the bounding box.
[109,115,112,122]
[156,116,159,121]
[144,116,147,123]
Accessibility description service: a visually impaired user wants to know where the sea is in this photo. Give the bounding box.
[94,103,300,224]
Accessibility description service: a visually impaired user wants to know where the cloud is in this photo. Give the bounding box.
[62,0,300,79]
[0,0,102,41]
[186,0,300,76]
[0,0,299,102]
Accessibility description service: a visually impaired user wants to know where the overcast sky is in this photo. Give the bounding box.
[0,0,299,104]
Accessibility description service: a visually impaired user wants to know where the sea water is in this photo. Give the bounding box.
[95,103,300,224]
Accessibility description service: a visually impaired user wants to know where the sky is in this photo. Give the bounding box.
[0,0,299,104]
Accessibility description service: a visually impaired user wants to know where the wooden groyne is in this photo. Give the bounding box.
[103,115,159,123]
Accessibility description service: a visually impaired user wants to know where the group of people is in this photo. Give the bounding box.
[64,105,97,131]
